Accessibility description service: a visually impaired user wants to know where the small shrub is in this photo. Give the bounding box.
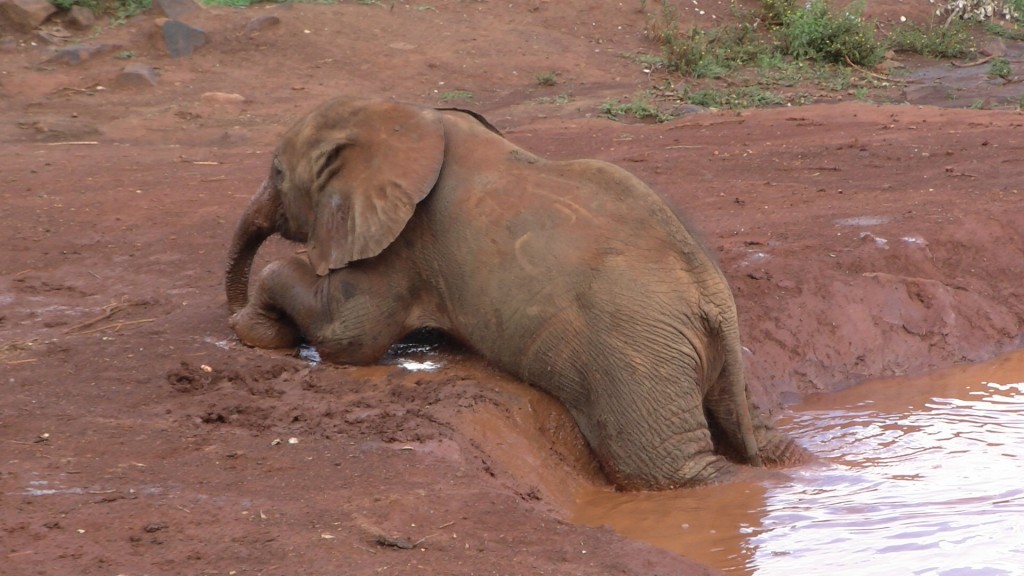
[888,20,973,58]
[780,0,883,67]
[600,93,673,122]
[536,71,558,86]
[988,56,1013,80]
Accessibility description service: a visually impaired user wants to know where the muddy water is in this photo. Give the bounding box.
[574,349,1024,575]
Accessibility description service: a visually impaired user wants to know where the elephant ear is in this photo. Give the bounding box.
[307,102,445,276]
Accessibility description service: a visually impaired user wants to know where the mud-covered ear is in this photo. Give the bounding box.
[306,102,445,276]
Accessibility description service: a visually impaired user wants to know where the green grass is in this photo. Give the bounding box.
[202,0,260,6]
[682,86,785,109]
[438,90,474,101]
[983,21,1024,40]
[600,93,674,122]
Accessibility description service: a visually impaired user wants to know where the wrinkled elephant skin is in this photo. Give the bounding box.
[225,97,809,490]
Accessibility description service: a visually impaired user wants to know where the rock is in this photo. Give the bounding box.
[244,14,280,34]
[154,0,200,21]
[159,19,206,58]
[115,63,158,88]
[903,83,954,106]
[44,42,121,65]
[201,92,246,104]
[978,38,1006,58]
[0,0,58,33]
[66,5,95,30]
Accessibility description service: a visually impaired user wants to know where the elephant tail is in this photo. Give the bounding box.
[707,313,763,468]
[724,346,763,467]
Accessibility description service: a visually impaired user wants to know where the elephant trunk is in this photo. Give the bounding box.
[225,178,280,313]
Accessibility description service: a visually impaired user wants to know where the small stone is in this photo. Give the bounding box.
[154,0,200,21]
[201,91,246,104]
[0,0,58,33]
[114,63,158,88]
[160,19,207,59]
[44,43,121,66]
[66,5,95,30]
[244,14,280,34]
[143,522,168,533]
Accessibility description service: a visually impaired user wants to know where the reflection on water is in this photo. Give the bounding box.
[574,349,1024,575]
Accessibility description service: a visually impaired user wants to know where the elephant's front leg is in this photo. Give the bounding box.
[229,255,317,350]
[231,254,415,365]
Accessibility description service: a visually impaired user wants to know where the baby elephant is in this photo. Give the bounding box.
[225,97,807,489]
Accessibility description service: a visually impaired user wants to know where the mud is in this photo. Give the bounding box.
[2,2,1023,574]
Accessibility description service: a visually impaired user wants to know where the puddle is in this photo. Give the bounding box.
[574,348,1024,575]
[903,41,1024,109]
[833,215,891,227]
[295,330,448,371]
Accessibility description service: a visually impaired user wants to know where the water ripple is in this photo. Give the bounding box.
[751,378,1024,575]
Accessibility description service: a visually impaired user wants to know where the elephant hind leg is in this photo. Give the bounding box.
[577,361,743,489]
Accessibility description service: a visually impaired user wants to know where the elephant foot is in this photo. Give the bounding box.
[756,429,814,467]
[229,305,301,350]
[605,452,742,491]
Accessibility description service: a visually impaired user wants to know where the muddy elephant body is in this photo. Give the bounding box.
[226,98,806,489]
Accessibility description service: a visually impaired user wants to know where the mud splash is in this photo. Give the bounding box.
[574,349,1024,574]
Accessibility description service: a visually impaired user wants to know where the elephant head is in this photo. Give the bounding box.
[225,98,446,312]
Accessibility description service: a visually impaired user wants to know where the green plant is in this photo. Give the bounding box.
[888,20,973,58]
[682,86,785,109]
[988,56,1013,80]
[779,0,882,66]
[202,0,259,6]
[50,0,151,19]
[114,50,134,59]
[600,93,673,122]
[643,0,765,77]
[758,0,798,24]
[1008,0,1024,20]
[536,71,558,86]
[439,90,473,101]
[983,21,1024,39]
[51,0,101,10]
[114,0,150,22]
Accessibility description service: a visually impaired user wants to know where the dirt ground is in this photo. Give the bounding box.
[2,1,1022,574]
